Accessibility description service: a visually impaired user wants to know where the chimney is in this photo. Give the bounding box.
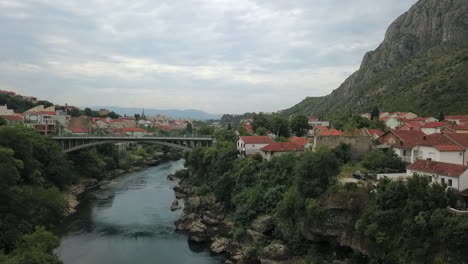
[426,158,432,167]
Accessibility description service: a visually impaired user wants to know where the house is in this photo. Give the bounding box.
[381,116,403,129]
[379,130,426,163]
[237,136,274,156]
[444,133,468,166]
[396,112,418,120]
[122,127,147,137]
[319,129,343,136]
[407,159,468,191]
[398,121,423,131]
[446,115,468,125]
[453,125,468,134]
[66,127,89,136]
[411,133,465,165]
[313,126,329,136]
[24,105,57,135]
[409,117,438,124]
[0,105,14,115]
[421,122,450,135]
[260,142,304,161]
[0,90,16,95]
[365,128,384,139]
[1,115,24,125]
[289,137,313,150]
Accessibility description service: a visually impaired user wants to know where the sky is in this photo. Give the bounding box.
[0,0,418,114]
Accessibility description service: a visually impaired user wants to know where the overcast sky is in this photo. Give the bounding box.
[0,0,418,114]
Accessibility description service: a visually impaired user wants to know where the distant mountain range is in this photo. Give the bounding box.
[284,0,468,117]
[93,106,222,120]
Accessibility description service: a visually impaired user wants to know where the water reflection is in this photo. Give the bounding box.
[56,160,225,264]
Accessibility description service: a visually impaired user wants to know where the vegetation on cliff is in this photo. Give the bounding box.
[183,137,468,263]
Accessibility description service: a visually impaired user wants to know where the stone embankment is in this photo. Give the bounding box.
[169,172,294,264]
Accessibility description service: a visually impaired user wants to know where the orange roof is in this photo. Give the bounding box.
[1,115,23,121]
[122,127,146,132]
[408,159,468,177]
[69,127,88,133]
[319,129,343,136]
[422,122,449,128]
[367,129,384,137]
[445,134,468,148]
[239,136,274,144]
[289,137,311,146]
[454,125,468,130]
[261,142,304,152]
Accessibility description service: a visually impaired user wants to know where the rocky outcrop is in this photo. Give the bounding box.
[170,200,182,211]
[251,215,274,234]
[284,0,468,117]
[210,237,231,254]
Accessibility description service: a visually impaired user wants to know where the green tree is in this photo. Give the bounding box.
[271,114,290,137]
[186,122,193,134]
[295,149,339,198]
[439,111,445,121]
[0,116,6,126]
[252,112,271,132]
[361,150,406,173]
[290,115,310,137]
[227,123,232,131]
[255,127,268,136]
[371,106,380,120]
[7,227,61,264]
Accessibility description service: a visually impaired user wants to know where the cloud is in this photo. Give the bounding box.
[0,0,418,114]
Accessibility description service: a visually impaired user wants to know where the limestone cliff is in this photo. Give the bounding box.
[284,0,468,117]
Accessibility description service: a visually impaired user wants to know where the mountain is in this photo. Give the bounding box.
[94,106,222,120]
[284,0,468,117]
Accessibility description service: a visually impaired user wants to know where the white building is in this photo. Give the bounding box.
[237,136,274,156]
[383,117,403,129]
[260,142,304,161]
[122,127,147,137]
[0,105,14,115]
[407,159,468,191]
[421,122,450,135]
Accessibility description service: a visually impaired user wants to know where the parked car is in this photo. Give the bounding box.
[353,171,367,180]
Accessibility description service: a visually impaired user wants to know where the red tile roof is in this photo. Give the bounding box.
[408,159,468,177]
[122,127,146,132]
[454,125,468,131]
[389,130,426,149]
[410,117,434,122]
[319,129,343,136]
[261,142,304,152]
[69,127,88,133]
[417,133,463,151]
[367,129,384,137]
[239,136,274,144]
[314,126,328,130]
[445,133,468,148]
[289,137,311,146]
[422,122,449,128]
[1,115,24,121]
[446,115,468,121]
[435,145,464,151]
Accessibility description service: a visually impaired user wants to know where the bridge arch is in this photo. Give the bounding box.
[52,136,213,153]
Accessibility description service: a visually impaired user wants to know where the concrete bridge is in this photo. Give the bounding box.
[52,136,214,153]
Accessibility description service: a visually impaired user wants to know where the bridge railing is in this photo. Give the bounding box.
[52,135,213,140]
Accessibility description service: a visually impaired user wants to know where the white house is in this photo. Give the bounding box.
[237,136,274,156]
[260,142,304,161]
[122,127,147,137]
[421,122,450,135]
[407,159,468,191]
[382,117,403,129]
[0,105,14,115]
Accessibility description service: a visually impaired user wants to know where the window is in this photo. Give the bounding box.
[448,179,453,187]
[441,178,445,184]
[403,150,407,156]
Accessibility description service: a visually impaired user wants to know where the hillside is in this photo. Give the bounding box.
[284,0,468,117]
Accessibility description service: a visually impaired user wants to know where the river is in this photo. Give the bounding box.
[56,160,225,264]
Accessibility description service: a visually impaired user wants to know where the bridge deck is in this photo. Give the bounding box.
[52,136,213,141]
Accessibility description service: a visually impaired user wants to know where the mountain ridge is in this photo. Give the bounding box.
[284,0,468,117]
[92,106,222,120]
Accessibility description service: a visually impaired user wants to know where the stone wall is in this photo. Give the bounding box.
[314,135,372,159]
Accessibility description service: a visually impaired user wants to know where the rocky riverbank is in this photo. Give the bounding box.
[170,171,300,264]
[64,158,164,215]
